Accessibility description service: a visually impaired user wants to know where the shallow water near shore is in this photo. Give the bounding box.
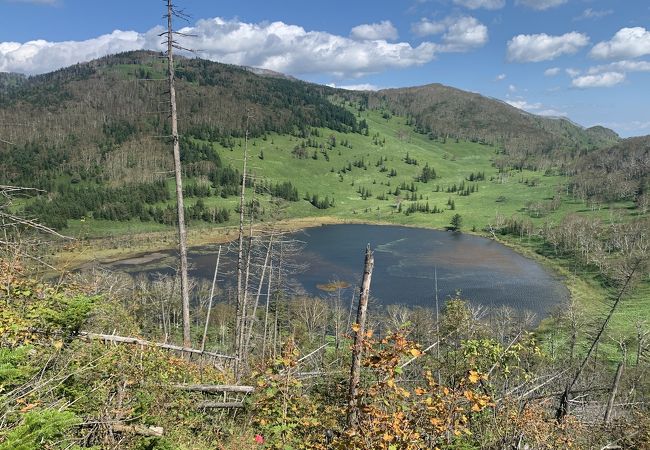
[107,224,568,318]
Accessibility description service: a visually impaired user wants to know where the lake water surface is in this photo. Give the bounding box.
[108,224,568,317]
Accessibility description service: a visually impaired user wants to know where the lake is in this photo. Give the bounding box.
[107,224,568,318]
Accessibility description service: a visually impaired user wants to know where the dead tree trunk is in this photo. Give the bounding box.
[165,0,191,348]
[201,245,221,352]
[238,210,255,373]
[234,119,250,378]
[346,244,374,429]
[556,262,640,420]
[272,245,284,360]
[262,259,273,360]
[244,233,274,356]
[604,362,624,423]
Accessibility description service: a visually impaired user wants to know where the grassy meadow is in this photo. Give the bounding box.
[66,108,629,238]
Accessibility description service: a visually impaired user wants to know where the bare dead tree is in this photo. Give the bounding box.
[201,245,221,352]
[244,232,274,356]
[1,185,72,271]
[635,320,649,366]
[234,113,251,378]
[262,258,273,360]
[163,0,191,347]
[604,361,624,423]
[346,244,374,429]
[236,193,260,377]
[556,258,644,421]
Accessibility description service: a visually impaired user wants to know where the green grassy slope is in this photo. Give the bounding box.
[64,107,633,237]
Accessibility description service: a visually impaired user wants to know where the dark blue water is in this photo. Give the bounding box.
[109,224,568,317]
[285,225,567,316]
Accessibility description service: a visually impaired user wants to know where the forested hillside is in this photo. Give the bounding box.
[366,84,620,166]
[0,51,357,187]
[571,135,650,207]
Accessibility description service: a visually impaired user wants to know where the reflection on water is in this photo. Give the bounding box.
[108,224,568,317]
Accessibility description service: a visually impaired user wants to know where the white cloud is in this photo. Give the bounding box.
[575,8,613,21]
[331,83,380,91]
[587,60,650,74]
[505,98,567,116]
[590,27,650,60]
[0,18,440,77]
[507,32,589,62]
[571,72,626,88]
[182,18,438,78]
[508,84,517,93]
[603,120,650,133]
[544,67,561,76]
[536,109,568,117]
[412,16,488,52]
[452,0,505,10]
[441,16,488,51]
[350,20,398,41]
[516,0,568,11]
[506,99,541,110]
[411,18,446,37]
[495,73,506,80]
[0,29,154,74]
[566,68,580,77]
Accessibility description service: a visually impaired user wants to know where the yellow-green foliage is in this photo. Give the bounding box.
[0,258,228,449]
[0,409,80,450]
[0,260,94,349]
[252,339,338,450]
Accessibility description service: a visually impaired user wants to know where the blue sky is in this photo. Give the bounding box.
[1,0,649,137]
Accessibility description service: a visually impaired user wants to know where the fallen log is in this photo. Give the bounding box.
[113,423,164,437]
[174,384,254,394]
[78,332,236,360]
[197,401,245,409]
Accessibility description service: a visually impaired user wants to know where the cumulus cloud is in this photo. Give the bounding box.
[411,19,446,37]
[182,18,437,78]
[0,29,157,74]
[566,68,580,77]
[587,60,650,74]
[507,32,589,62]
[442,16,488,51]
[571,72,625,88]
[495,73,506,80]
[544,67,561,76]
[412,16,488,51]
[0,17,440,77]
[452,0,505,10]
[506,99,539,110]
[590,27,650,60]
[574,8,613,21]
[505,98,567,116]
[350,20,398,41]
[516,0,567,11]
[328,83,380,91]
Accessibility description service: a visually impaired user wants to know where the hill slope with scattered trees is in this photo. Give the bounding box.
[366,84,620,165]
